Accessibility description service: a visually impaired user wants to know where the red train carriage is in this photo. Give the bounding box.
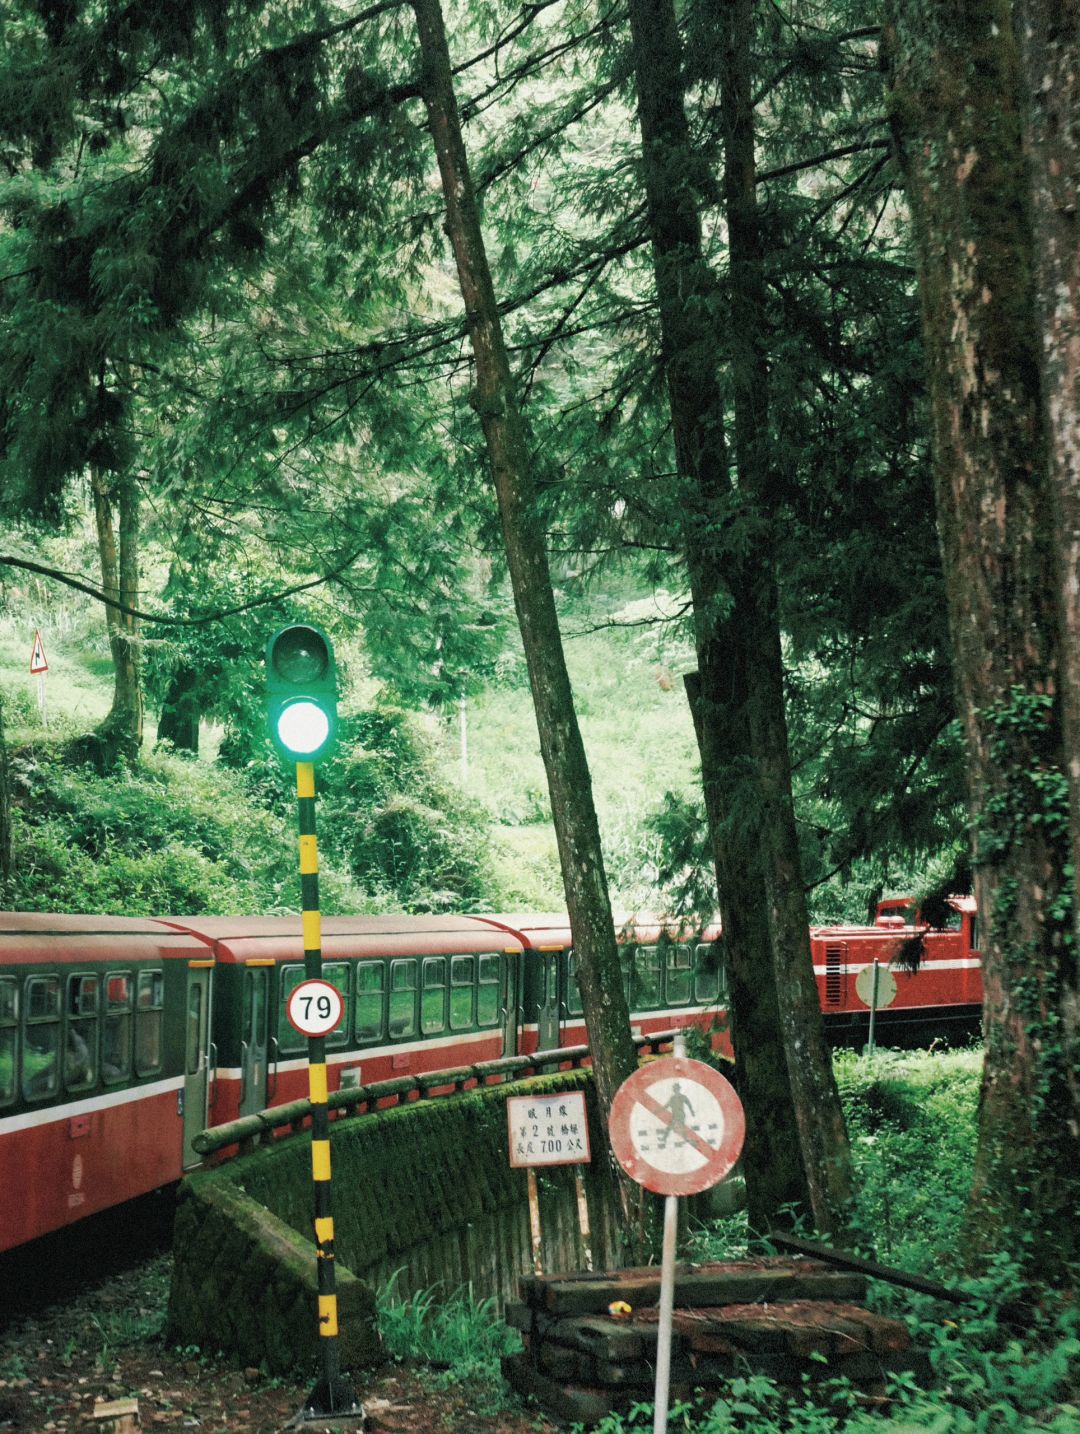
[0,914,214,1254]
[470,913,730,1056]
[155,915,524,1132]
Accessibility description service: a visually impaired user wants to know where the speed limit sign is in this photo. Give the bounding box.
[286,978,345,1038]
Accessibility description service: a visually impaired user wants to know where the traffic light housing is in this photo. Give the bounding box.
[266,624,338,763]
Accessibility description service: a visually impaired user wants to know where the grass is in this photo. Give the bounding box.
[376,1269,522,1405]
[456,592,700,908]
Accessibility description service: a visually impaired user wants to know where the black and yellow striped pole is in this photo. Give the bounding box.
[267,624,360,1421]
[295,758,360,1419]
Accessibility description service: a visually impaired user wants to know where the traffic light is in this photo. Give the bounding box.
[266,624,338,763]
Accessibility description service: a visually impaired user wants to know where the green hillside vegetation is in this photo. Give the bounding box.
[0,579,945,921]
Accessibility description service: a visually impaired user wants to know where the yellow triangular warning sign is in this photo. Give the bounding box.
[30,629,48,674]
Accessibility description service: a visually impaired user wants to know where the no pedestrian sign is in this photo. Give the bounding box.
[608,1055,745,1196]
[286,978,345,1039]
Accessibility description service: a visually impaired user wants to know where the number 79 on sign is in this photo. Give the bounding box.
[286,979,345,1039]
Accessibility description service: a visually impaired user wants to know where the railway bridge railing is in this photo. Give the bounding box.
[192,1028,684,1159]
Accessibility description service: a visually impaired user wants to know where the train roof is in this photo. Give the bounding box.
[155,913,522,963]
[0,911,210,963]
[471,912,722,947]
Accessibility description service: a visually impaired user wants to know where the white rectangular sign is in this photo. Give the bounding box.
[507,1091,591,1167]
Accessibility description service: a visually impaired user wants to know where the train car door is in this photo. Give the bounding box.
[239,964,271,1118]
[182,963,213,1168]
[536,947,562,1051]
[502,950,519,1056]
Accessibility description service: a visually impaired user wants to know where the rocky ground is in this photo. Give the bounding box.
[0,1257,559,1434]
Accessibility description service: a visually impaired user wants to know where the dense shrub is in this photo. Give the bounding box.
[2,742,364,914]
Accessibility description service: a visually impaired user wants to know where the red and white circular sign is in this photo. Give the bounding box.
[286,978,345,1039]
[608,1056,745,1196]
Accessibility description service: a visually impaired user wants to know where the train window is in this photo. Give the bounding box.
[477,954,501,1027]
[969,915,979,951]
[632,945,662,1009]
[65,974,99,1090]
[356,963,385,1043]
[186,984,205,1076]
[135,970,164,1076]
[388,959,417,1039]
[23,975,61,1101]
[565,950,584,1016]
[279,966,306,1052]
[422,957,447,1035]
[450,955,475,1030]
[694,943,723,1002]
[102,972,133,1084]
[665,944,693,1006]
[0,976,15,1105]
[621,945,635,1008]
[323,963,350,1047]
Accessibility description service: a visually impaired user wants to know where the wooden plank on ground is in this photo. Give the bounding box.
[520,1260,866,1315]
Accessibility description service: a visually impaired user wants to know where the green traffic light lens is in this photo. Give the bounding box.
[271,626,329,685]
[276,699,331,756]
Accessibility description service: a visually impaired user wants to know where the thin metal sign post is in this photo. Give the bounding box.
[608,1036,746,1434]
[867,959,881,1056]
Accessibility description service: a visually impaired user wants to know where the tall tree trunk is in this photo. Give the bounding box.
[719,0,852,1228]
[157,663,201,754]
[628,0,851,1232]
[411,0,645,1246]
[1016,0,1080,1121]
[0,695,11,883]
[884,0,1079,1275]
[91,466,143,766]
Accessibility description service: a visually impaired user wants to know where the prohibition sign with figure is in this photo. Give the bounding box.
[608,1055,745,1197]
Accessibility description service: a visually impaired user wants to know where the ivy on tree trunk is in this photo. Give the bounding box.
[884,0,1079,1277]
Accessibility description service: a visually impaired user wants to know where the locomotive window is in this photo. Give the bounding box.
[477,954,501,1027]
[102,972,133,1084]
[23,975,61,1101]
[665,944,693,1006]
[422,957,447,1035]
[322,963,350,1047]
[135,970,164,1076]
[450,955,475,1030]
[0,976,17,1105]
[632,945,662,1009]
[566,950,584,1016]
[388,959,417,1039]
[66,974,99,1090]
[356,963,385,1043]
[694,943,723,1002]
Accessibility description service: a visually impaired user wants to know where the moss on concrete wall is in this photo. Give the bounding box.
[169,1071,622,1372]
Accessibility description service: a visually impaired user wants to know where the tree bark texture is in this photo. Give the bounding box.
[884,0,1079,1273]
[718,0,853,1229]
[0,696,11,882]
[1015,0,1080,1102]
[91,466,143,765]
[157,663,202,754]
[628,0,851,1232]
[411,0,644,1245]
